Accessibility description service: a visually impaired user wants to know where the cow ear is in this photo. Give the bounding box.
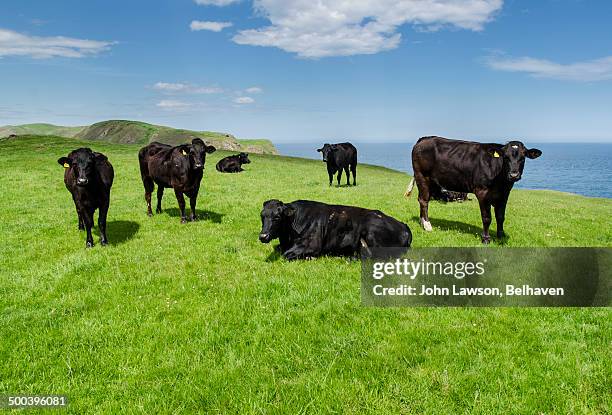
[58,156,71,166]
[526,148,542,159]
[94,152,108,162]
[316,148,322,152]
[205,145,216,154]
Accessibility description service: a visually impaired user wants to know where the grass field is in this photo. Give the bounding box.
[0,135,610,413]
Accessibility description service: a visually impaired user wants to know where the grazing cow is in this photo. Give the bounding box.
[216,152,251,173]
[406,136,541,243]
[57,148,114,248]
[317,142,357,186]
[138,138,216,223]
[259,199,412,260]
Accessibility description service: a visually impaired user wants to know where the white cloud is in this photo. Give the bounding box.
[245,86,263,93]
[486,55,612,82]
[232,0,503,58]
[190,20,233,32]
[195,0,240,5]
[234,96,255,104]
[0,28,114,59]
[156,100,192,110]
[153,82,223,94]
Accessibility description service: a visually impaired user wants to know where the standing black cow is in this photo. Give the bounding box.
[216,152,251,173]
[57,148,114,248]
[138,138,216,223]
[406,136,541,243]
[259,199,412,260]
[317,142,357,186]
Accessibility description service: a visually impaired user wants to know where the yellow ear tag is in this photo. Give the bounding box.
[493,151,500,158]
[63,163,70,168]
[182,150,188,156]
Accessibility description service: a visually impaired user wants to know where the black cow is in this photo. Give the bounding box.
[259,199,412,260]
[431,188,470,203]
[406,136,541,243]
[216,152,251,173]
[57,148,114,248]
[138,138,216,223]
[317,142,357,186]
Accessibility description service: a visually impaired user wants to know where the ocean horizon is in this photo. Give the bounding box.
[275,142,612,199]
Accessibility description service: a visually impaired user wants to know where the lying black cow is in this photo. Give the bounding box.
[57,148,114,248]
[259,199,412,260]
[317,142,357,186]
[138,138,216,223]
[406,136,541,243]
[431,188,469,203]
[216,152,250,173]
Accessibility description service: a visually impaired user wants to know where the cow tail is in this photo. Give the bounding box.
[404,178,415,198]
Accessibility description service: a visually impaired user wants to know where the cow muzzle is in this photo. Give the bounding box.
[509,172,521,181]
[77,178,89,185]
[259,233,271,243]
[194,163,204,169]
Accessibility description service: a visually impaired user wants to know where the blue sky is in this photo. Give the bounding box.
[1,0,611,142]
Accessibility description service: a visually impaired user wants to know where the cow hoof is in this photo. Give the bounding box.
[482,238,491,245]
[101,240,108,246]
[78,226,84,231]
[86,241,94,248]
[421,220,433,232]
[147,212,153,217]
[156,208,162,214]
[180,218,187,224]
[191,216,198,222]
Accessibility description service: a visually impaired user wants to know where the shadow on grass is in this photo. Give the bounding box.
[265,244,283,262]
[93,220,140,245]
[163,208,224,223]
[411,216,482,236]
[410,216,511,244]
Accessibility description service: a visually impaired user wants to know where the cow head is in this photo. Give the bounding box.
[58,148,105,186]
[316,143,337,162]
[491,141,542,182]
[259,199,294,243]
[238,152,251,164]
[188,138,216,170]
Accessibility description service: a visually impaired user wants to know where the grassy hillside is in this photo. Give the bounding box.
[0,123,86,138]
[0,136,610,413]
[1,120,278,154]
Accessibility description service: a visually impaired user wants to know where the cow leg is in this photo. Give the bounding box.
[156,187,164,213]
[415,173,432,231]
[174,189,187,224]
[98,202,109,246]
[494,197,508,239]
[143,177,154,217]
[189,192,198,221]
[283,243,315,261]
[72,195,84,230]
[81,208,94,248]
[344,166,350,186]
[476,193,492,244]
[337,169,343,187]
[351,164,357,186]
[328,172,333,186]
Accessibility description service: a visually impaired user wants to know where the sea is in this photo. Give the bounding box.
[275,142,612,199]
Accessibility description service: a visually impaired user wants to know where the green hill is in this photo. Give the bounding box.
[0,135,610,413]
[0,123,86,138]
[0,120,278,154]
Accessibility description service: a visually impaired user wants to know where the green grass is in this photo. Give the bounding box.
[0,135,610,414]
